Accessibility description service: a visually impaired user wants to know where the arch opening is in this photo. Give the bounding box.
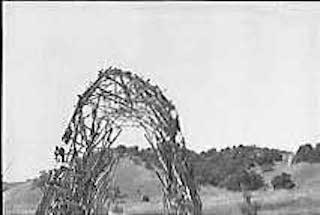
[36,67,202,215]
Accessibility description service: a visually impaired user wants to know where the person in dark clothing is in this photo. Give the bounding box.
[59,147,65,163]
[54,146,60,161]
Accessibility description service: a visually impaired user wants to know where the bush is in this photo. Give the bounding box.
[271,173,295,190]
[219,170,265,191]
[141,194,150,202]
[191,145,284,191]
[292,143,320,164]
[115,145,127,154]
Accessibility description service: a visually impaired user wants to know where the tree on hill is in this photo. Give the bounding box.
[31,144,288,193]
[191,145,283,191]
[292,143,320,164]
[271,173,295,190]
[140,144,285,191]
[219,169,265,191]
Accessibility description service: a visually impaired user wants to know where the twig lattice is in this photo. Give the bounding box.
[36,67,202,215]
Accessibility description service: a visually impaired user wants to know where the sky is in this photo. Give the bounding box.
[3,2,320,182]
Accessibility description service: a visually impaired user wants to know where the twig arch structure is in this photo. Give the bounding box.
[36,67,202,215]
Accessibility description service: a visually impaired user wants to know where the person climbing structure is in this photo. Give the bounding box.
[54,146,65,163]
[59,147,65,163]
[54,146,60,162]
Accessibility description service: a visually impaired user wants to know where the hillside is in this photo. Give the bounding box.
[2,181,25,192]
[3,144,320,215]
[111,157,162,199]
[254,162,320,215]
[261,162,320,189]
[4,161,320,215]
[3,181,42,214]
[3,157,163,215]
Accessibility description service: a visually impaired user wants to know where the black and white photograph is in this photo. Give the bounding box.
[2,2,320,215]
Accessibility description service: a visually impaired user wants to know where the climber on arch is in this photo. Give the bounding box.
[59,146,65,163]
[54,146,59,162]
[54,145,65,163]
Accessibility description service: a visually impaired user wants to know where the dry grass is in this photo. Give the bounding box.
[4,162,320,215]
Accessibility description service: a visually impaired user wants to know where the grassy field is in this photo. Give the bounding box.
[3,160,320,215]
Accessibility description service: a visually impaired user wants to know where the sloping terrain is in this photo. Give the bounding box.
[113,157,162,200]
[3,157,163,214]
[3,159,320,215]
[247,162,320,215]
[3,181,25,192]
[261,162,320,188]
[290,162,320,188]
[3,181,42,215]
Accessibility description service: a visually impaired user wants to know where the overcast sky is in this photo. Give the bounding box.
[3,2,320,182]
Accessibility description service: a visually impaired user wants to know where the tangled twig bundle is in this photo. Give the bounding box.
[36,67,202,215]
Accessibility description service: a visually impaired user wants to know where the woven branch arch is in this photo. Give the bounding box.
[36,67,202,215]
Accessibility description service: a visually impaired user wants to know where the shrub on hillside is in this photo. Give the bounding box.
[191,145,286,191]
[115,145,127,154]
[219,170,265,191]
[292,144,320,164]
[193,156,241,187]
[192,145,283,190]
[141,194,150,202]
[271,173,295,190]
